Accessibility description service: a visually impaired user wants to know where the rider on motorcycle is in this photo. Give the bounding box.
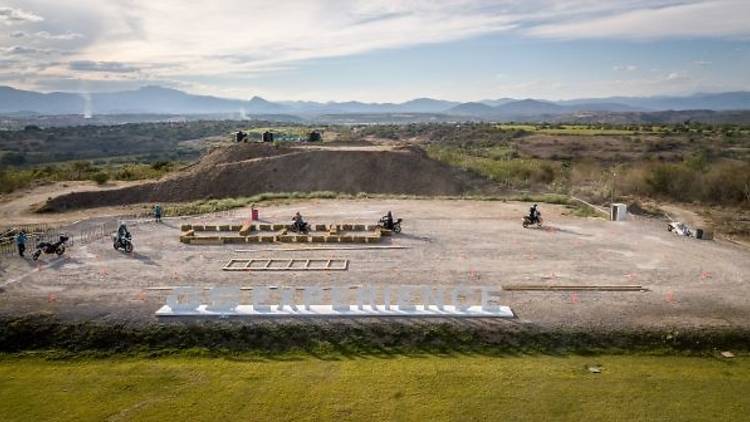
[116,222,131,244]
[380,211,395,230]
[292,212,306,232]
[529,204,540,224]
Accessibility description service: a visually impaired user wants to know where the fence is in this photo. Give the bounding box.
[1,208,242,257]
[0,220,120,257]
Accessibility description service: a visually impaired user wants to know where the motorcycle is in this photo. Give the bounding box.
[522,214,543,228]
[290,221,310,234]
[379,217,403,233]
[113,233,134,253]
[32,235,69,261]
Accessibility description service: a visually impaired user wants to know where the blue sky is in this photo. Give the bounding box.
[1,1,749,102]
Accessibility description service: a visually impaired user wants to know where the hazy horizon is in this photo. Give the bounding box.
[2,1,749,102]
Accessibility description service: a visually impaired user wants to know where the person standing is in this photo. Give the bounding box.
[15,230,27,257]
[154,204,162,223]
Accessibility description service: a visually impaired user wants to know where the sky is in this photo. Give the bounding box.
[1,0,749,102]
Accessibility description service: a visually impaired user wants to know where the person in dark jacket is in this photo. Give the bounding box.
[16,230,27,257]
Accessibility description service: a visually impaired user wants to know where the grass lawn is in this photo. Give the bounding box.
[0,354,747,421]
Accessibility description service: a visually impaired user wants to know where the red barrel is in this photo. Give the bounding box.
[251,208,259,221]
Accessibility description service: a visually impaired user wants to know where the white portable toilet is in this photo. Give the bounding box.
[610,203,628,221]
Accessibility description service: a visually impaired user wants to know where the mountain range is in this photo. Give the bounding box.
[2,85,750,119]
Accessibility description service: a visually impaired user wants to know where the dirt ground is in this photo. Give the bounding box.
[1,199,749,331]
[0,180,147,226]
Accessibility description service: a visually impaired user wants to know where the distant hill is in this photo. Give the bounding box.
[1,85,749,117]
[448,102,496,116]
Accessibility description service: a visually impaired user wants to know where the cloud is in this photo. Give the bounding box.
[526,0,750,40]
[2,0,748,99]
[693,60,712,66]
[1,45,50,55]
[69,60,138,73]
[0,6,43,24]
[34,31,84,40]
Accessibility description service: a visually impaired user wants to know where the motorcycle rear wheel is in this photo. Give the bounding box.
[32,251,41,261]
[55,246,66,256]
[124,242,134,253]
[393,224,401,233]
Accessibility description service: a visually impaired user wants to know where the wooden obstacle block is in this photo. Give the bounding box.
[340,235,354,243]
[342,224,353,231]
[260,235,275,243]
[180,224,192,231]
[219,224,230,231]
[315,224,327,231]
[192,224,205,231]
[352,236,367,243]
[325,236,339,243]
[272,224,286,231]
[311,235,326,242]
[222,236,246,244]
[365,224,379,231]
[179,236,192,244]
[258,224,272,231]
[239,223,253,236]
[353,224,366,231]
[277,235,295,242]
[189,237,223,245]
[230,224,243,231]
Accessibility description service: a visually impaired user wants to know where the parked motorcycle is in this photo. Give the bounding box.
[378,217,403,233]
[522,214,543,228]
[31,235,69,261]
[113,233,134,253]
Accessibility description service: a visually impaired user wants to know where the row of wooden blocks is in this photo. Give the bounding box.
[180,223,381,233]
[180,234,383,245]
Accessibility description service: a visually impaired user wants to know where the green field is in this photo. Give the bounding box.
[0,354,747,421]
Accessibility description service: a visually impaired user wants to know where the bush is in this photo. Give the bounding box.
[90,172,110,185]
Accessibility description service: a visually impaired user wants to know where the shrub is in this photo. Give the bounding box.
[90,172,110,185]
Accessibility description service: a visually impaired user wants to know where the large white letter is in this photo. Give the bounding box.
[166,287,201,313]
[451,285,475,312]
[331,286,350,312]
[397,285,416,311]
[279,287,298,311]
[253,286,271,312]
[206,286,240,313]
[422,286,445,311]
[481,287,500,312]
[303,286,322,310]
[356,285,377,310]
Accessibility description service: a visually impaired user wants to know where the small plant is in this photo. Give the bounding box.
[90,172,110,185]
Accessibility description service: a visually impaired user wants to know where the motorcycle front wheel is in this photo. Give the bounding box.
[393,224,401,233]
[55,246,66,256]
[32,251,41,261]
[124,242,134,253]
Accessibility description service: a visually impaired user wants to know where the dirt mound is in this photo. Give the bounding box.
[43,144,495,210]
[194,142,291,169]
